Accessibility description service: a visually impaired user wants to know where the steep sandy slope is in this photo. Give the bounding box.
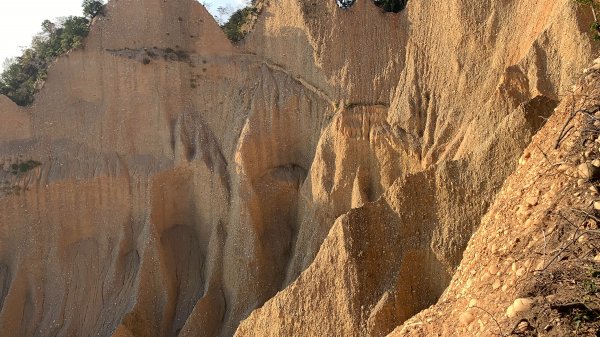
[0,0,598,336]
[0,0,333,335]
[0,96,30,142]
[244,0,597,284]
[235,1,598,336]
[389,57,600,337]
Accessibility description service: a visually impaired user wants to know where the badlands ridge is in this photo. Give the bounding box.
[0,0,599,336]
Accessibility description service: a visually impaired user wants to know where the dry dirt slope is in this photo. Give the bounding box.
[235,59,600,337]
[0,0,598,336]
[390,59,600,336]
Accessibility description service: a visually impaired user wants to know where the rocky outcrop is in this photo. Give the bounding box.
[390,57,600,337]
[0,0,597,336]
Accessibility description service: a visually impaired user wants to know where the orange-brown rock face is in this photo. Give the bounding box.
[0,0,597,336]
[0,96,30,143]
[389,58,600,337]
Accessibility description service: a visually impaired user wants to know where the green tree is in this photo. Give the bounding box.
[373,0,408,13]
[82,0,105,19]
[221,2,261,43]
[41,20,56,34]
[221,7,253,42]
[0,14,92,105]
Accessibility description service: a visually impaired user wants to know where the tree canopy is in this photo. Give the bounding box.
[220,1,261,43]
[373,0,408,13]
[0,1,105,106]
[336,0,355,9]
[335,0,408,12]
[82,0,105,19]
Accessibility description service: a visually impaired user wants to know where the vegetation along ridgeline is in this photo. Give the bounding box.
[0,0,105,106]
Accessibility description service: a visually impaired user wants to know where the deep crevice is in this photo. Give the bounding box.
[373,0,408,13]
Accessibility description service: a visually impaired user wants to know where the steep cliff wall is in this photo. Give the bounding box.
[0,0,597,336]
[390,57,600,337]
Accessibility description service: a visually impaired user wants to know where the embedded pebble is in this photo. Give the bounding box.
[515,320,531,333]
[513,298,534,313]
[578,162,600,179]
[466,279,473,288]
[525,196,538,207]
[535,260,545,270]
[519,152,531,165]
[506,304,516,318]
[459,311,475,325]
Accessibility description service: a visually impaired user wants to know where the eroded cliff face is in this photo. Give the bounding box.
[0,0,596,336]
[0,96,30,143]
[389,58,600,337]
